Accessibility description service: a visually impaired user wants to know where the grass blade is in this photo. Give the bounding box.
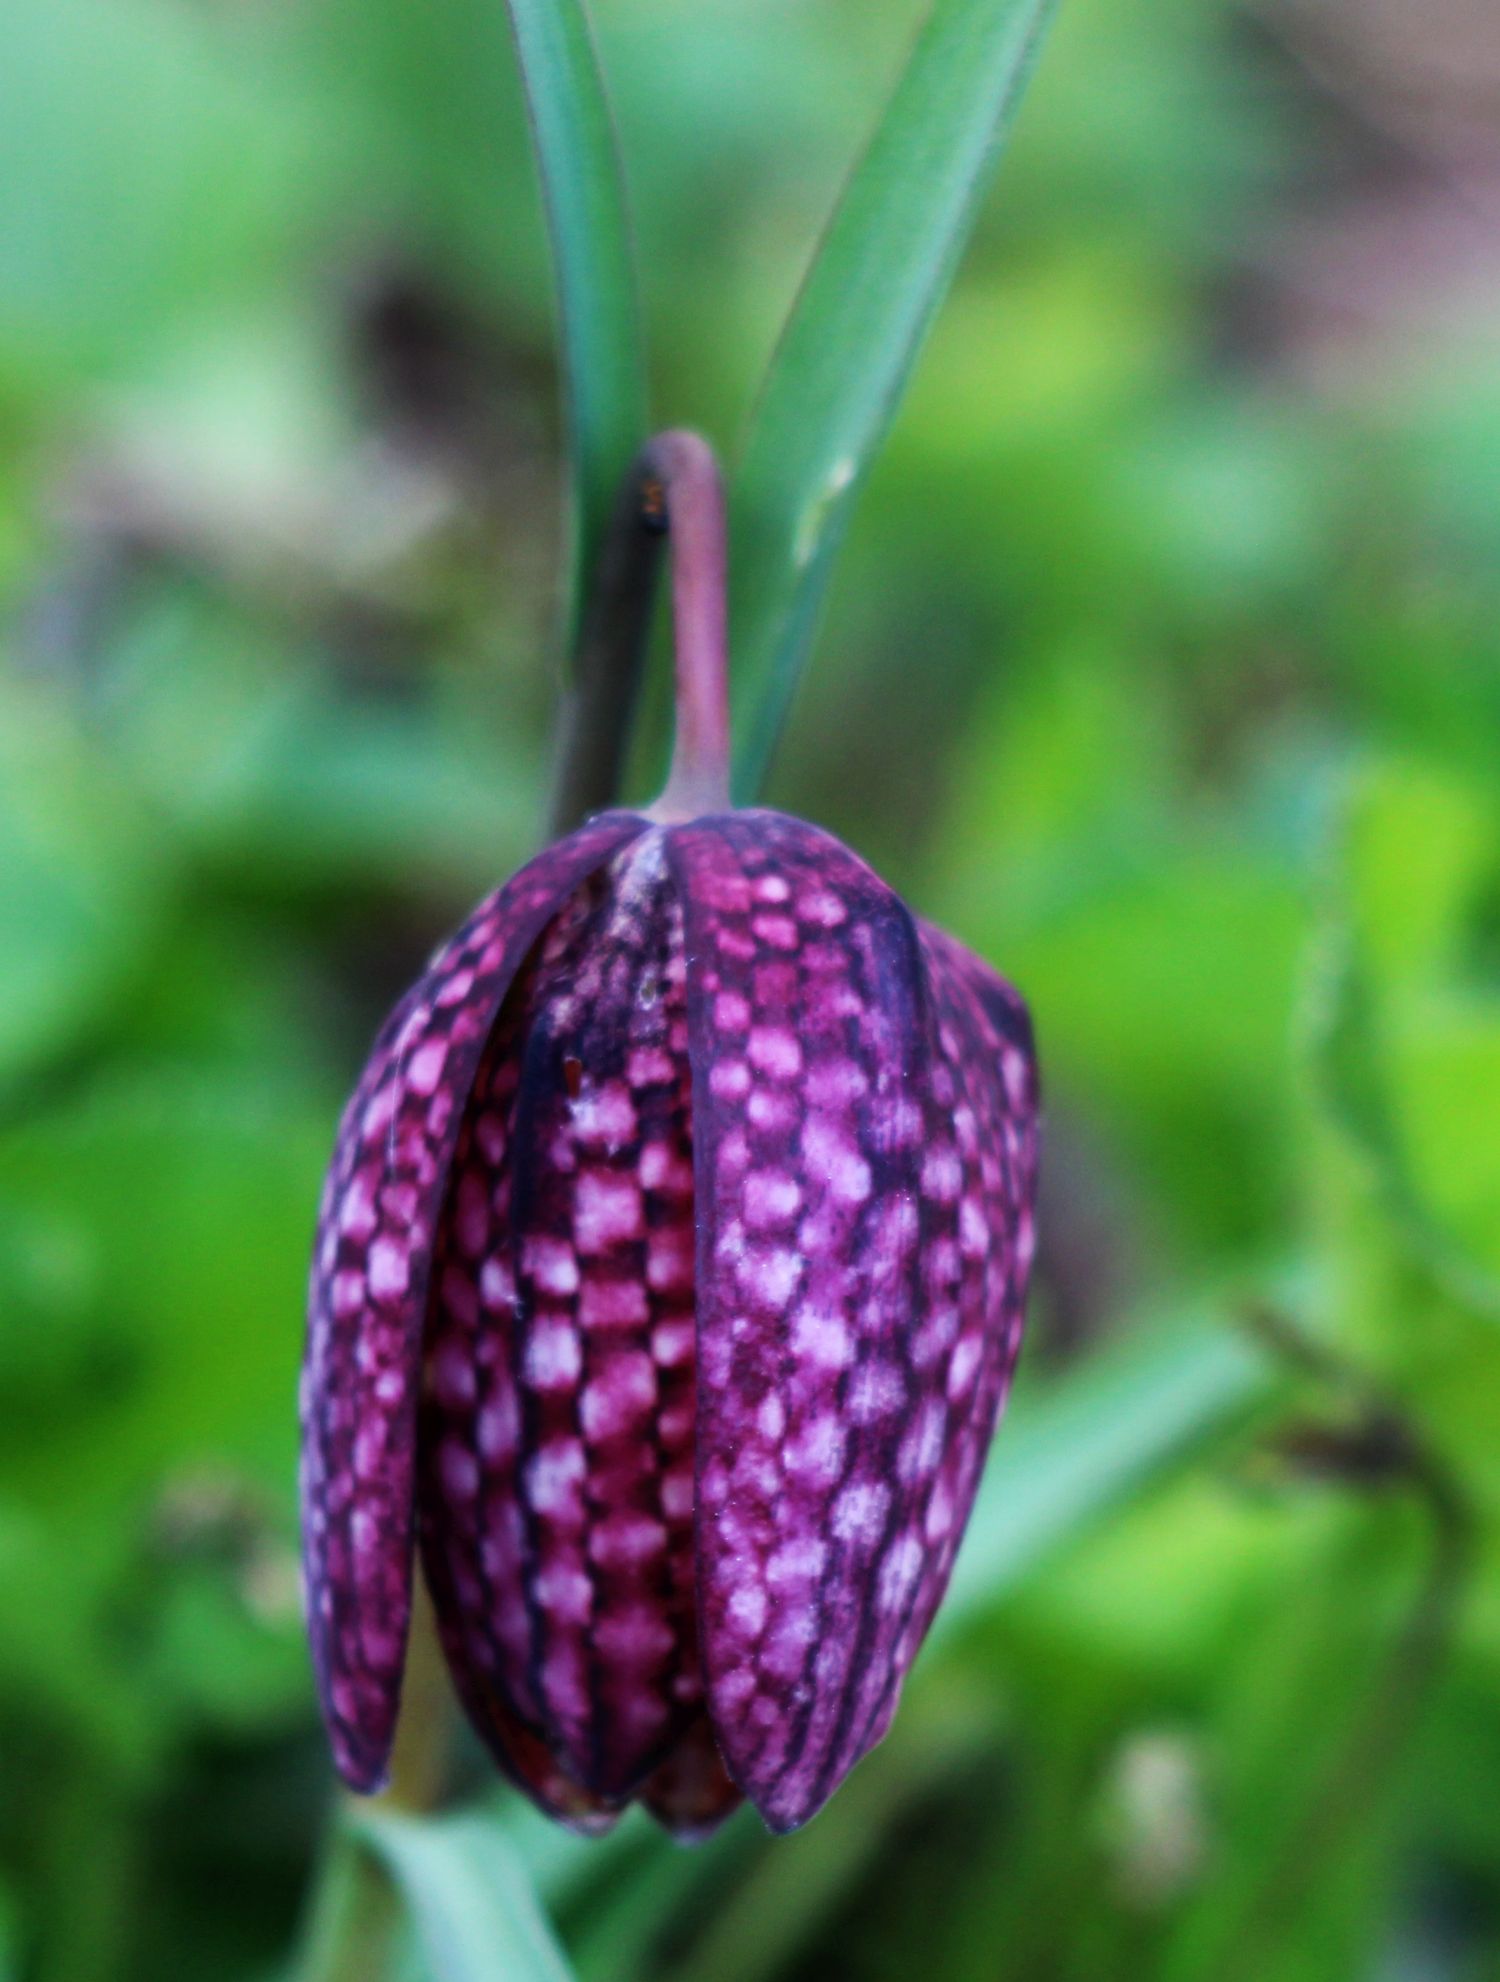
[729,0,1058,798]
[505,0,648,633]
[354,1807,577,1982]
[938,1305,1275,1638]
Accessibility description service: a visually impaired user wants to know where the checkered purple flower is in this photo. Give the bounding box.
[300,435,1040,1836]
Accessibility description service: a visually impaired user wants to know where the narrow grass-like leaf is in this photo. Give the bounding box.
[354,1808,576,1982]
[504,0,647,632]
[729,0,1059,798]
[937,1305,1276,1638]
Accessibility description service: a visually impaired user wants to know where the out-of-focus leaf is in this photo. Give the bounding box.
[100,595,539,895]
[1307,921,1500,1326]
[503,0,647,625]
[0,681,163,1089]
[1306,759,1500,1324]
[1156,1509,1427,1982]
[729,0,1057,798]
[0,1073,327,1512]
[0,1504,157,1772]
[1337,757,1493,991]
[140,1520,308,1736]
[183,690,538,895]
[354,1808,575,1982]
[931,647,1307,1258]
[939,1306,1276,1638]
[0,0,312,402]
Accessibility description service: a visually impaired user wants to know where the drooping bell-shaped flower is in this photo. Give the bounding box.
[300,433,1040,1836]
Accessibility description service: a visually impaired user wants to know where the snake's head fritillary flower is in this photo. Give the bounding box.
[300,433,1040,1837]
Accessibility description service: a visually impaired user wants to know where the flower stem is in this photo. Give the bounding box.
[548,428,733,835]
[645,430,732,819]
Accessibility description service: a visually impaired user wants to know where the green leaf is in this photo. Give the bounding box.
[503,0,648,629]
[1316,995,1500,1330]
[0,681,164,1090]
[0,0,311,404]
[0,1072,328,1513]
[938,1306,1274,1637]
[0,1504,159,1773]
[354,1808,576,1982]
[1305,759,1500,1326]
[728,0,1058,798]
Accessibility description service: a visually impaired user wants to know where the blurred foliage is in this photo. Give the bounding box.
[1,0,1498,1978]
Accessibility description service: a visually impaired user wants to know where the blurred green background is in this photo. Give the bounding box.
[3,0,1500,1976]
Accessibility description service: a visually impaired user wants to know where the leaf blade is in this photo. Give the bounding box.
[504,0,648,628]
[729,0,1059,798]
[354,1808,577,1982]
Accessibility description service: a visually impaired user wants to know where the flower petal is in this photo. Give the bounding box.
[819,920,1039,1788]
[418,829,705,1804]
[668,813,1039,1831]
[300,811,646,1792]
[426,1590,622,1835]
